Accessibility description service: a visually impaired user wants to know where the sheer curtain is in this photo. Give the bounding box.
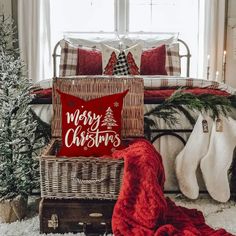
[18,0,51,82]
[200,0,226,81]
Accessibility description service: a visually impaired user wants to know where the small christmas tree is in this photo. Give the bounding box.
[101,107,118,129]
[0,17,41,200]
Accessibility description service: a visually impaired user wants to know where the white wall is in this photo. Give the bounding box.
[226,0,236,88]
[0,0,11,17]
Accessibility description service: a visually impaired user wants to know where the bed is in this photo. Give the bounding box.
[31,32,236,194]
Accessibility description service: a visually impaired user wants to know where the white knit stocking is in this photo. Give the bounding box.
[175,114,213,199]
[200,117,236,202]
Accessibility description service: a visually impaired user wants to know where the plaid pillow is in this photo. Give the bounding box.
[165,43,181,76]
[59,40,103,76]
[59,40,78,77]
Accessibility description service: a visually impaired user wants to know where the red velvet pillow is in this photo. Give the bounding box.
[140,44,167,75]
[57,90,128,157]
[76,47,102,75]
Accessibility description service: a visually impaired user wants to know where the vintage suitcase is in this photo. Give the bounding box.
[39,198,115,235]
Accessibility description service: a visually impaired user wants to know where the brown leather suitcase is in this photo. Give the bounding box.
[39,198,116,235]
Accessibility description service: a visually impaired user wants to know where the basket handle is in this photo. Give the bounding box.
[75,176,108,184]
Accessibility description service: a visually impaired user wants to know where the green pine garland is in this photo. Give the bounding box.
[144,90,236,135]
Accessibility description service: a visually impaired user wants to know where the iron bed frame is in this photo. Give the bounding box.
[52,35,191,78]
[52,35,193,145]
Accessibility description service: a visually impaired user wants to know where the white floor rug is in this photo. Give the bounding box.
[0,195,236,236]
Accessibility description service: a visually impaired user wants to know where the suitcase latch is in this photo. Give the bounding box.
[48,214,58,229]
[89,212,103,218]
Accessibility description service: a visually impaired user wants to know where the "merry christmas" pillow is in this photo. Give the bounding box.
[56,90,128,157]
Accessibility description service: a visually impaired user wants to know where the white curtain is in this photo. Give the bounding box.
[18,0,51,82]
[200,0,226,82]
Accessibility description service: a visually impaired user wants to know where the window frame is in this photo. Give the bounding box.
[115,0,129,33]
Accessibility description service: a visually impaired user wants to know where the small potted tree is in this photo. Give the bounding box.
[0,16,40,223]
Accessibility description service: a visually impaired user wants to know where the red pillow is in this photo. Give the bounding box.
[76,47,102,75]
[140,44,167,75]
[57,90,128,157]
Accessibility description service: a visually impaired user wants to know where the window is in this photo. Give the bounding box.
[50,0,203,77]
[128,0,200,77]
[50,0,115,48]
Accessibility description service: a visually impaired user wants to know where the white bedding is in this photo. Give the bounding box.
[35,76,236,94]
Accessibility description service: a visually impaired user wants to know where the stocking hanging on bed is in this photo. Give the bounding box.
[200,116,236,202]
[176,114,236,202]
[175,114,213,199]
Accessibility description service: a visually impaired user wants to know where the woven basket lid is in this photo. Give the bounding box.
[51,76,144,138]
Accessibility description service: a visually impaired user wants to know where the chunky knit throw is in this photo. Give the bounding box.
[111,139,233,236]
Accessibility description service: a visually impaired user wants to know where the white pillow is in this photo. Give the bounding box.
[64,33,121,50]
[121,33,178,49]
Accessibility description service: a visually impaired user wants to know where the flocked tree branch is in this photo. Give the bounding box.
[0,16,48,200]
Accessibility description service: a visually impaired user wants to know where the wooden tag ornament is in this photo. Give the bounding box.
[202,119,209,133]
[216,118,223,132]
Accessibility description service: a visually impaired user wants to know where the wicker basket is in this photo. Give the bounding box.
[40,139,124,199]
[40,76,144,199]
[52,76,144,138]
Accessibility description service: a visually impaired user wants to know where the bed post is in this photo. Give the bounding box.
[52,41,61,78]
[178,39,191,77]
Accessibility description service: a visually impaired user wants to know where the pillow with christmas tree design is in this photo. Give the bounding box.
[101,44,142,75]
[56,89,128,157]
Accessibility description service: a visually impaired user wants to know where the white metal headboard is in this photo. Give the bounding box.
[52,32,191,77]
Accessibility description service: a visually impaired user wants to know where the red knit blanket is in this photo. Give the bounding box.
[111,139,233,236]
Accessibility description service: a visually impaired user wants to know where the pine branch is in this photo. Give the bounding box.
[144,90,234,132]
[29,108,51,142]
[173,105,196,126]
[229,95,236,108]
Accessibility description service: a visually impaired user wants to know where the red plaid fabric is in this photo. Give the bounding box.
[143,77,236,95]
[165,43,181,76]
[59,40,78,77]
[35,76,236,95]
